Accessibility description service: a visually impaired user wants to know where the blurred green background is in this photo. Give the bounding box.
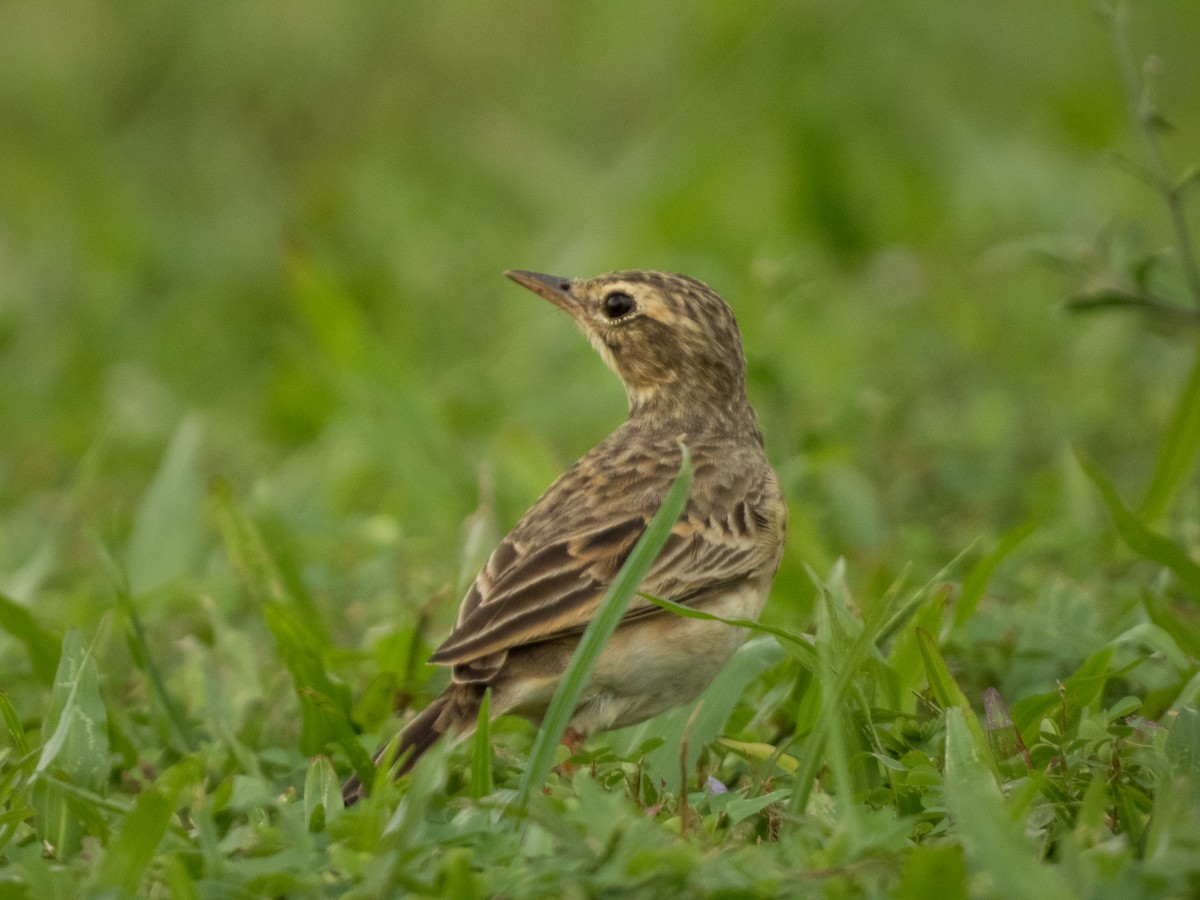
[2,0,1199,680]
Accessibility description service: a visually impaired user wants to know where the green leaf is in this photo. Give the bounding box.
[382,740,450,849]
[92,757,200,894]
[1141,347,1200,521]
[35,631,108,789]
[916,628,999,782]
[0,592,61,685]
[643,593,817,670]
[469,689,494,799]
[515,445,693,808]
[213,483,364,778]
[1142,591,1200,659]
[0,690,30,758]
[722,789,789,825]
[1008,648,1120,754]
[299,688,375,788]
[895,843,968,900]
[943,708,1072,899]
[1063,646,1114,712]
[1164,706,1200,794]
[718,738,798,774]
[109,575,196,754]
[955,522,1037,629]
[1077,452,1200,599]
[625,637,784,793]
[303,755,343,832]
[1073,770,1110,847]
[1146,707,1200,858]
[33,629,110,858]
[288,253,369,369]
[126,415,206,596]
[789,563,893,816]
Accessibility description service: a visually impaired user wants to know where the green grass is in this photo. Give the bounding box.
[3,0,1200,896]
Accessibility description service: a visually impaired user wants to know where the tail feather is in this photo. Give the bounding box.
[341,687,482,805]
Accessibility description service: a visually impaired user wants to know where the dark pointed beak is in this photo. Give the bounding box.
[504,270,581,316]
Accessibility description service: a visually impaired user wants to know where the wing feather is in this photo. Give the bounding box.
[428,463,782,668]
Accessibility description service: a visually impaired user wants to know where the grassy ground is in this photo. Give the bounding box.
[3,1,1200,896]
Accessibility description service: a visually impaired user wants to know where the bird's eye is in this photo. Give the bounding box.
[603,291,636,319]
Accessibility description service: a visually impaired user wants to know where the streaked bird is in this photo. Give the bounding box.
[343,269,786,803]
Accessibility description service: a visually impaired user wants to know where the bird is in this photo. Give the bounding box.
[342,269,787,803]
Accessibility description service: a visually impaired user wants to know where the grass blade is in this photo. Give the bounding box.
[0,592,61,686]
[0,690,30,758]
[470,689,494,798]
[92,757,200,894]
[303,755,343,832]
[213,481,367,780]
[125,415,205,596]
[943,708,1071,899]
[1146,706,1200,857]
[33,629,110,858]
[789,564,890,815]
[515,445,693,808]
[955,522,1037,629]
[1077,451,1200,599]
[916,628,999,782]
[642,593,817,670]
[1141,345,1200,521]
[116,582,197,754]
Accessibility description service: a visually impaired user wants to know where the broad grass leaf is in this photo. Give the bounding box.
[717,738,798,774]
[955,522,1037,629]
[304,755,343,832]
[789,564,896,816]
[437,847,485,898]
[895,843,968,900]
[1077,452,1200,599]
[722,789,789,825]
[515,445,692,808]
[214,483,364,778]
[383,740,450,849]
[1146,707,1200,859]
[916,628,999,782]
[0,691,33,853]
[300,687,374,786]
[33,629,110,858]
[114,584,196,753]
[1142,590,1200,658]
[0,592,60,685]
[126,415,205,596]
[1073,770,1110,846]
[35,630,108,788]
[1006,648,1114,746]
[1063,646,1113,711]
[627,637,783,792]
[92,757,201,894]
[289,253,369,370]
[470,689,493,799]
[0,690,30,757]
[1141,349,1200,521]
[643,593,817,671]
[1164,706,1200,795]
[943,708,1071,899]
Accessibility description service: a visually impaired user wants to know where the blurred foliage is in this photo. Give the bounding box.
[2,0,1200,895]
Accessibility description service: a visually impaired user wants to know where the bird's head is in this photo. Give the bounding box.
[505,269,750,425]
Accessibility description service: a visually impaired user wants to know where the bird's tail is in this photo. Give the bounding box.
[341,687,481,805]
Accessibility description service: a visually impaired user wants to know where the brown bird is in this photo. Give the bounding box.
[343,269,786,803]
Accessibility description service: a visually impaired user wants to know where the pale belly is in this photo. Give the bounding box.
[502,574,772,734]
